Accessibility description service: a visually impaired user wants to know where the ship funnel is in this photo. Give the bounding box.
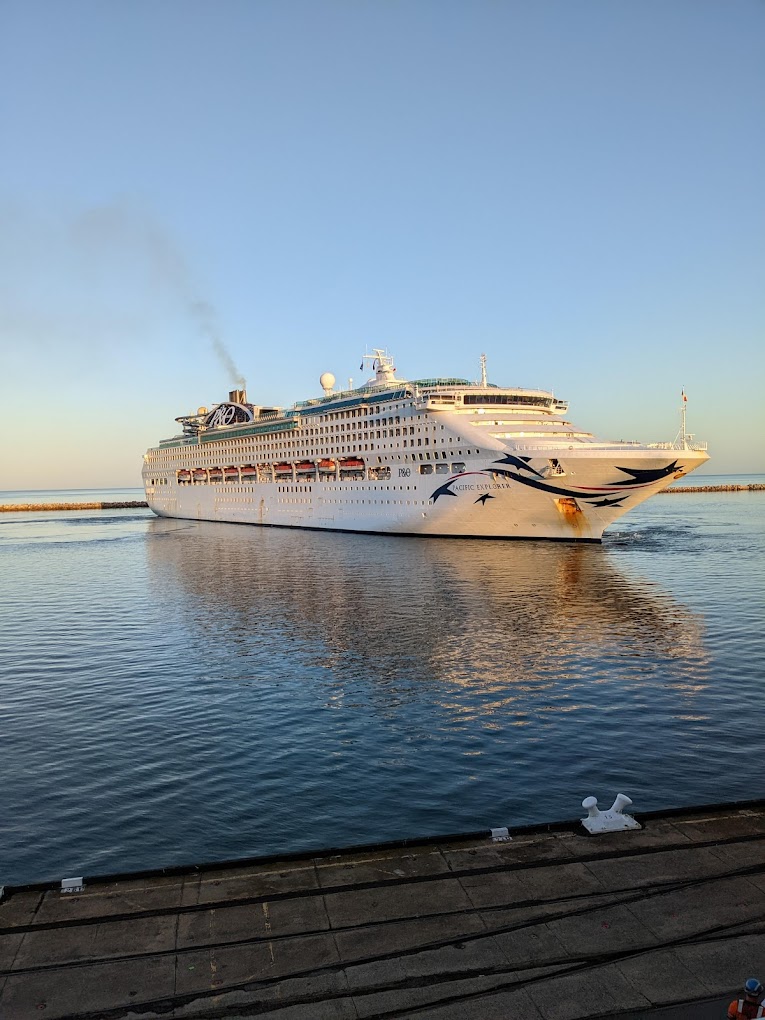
[229,388,247,404]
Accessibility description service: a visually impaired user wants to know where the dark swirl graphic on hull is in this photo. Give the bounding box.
[492,453,545,478]
[429,459,683,506]
[430,481,461,503]
[608,461,682,485]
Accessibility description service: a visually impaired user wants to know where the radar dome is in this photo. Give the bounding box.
[197,406,208,415]
[320,372,336,394]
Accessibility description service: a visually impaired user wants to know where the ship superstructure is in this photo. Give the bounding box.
[142,351,709,541]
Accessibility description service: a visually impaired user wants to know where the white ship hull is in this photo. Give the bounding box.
[145,448,709,542]
[143,354,709,542]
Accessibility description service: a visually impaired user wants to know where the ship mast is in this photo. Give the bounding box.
[480,353,487,387]
[680,389,687,450]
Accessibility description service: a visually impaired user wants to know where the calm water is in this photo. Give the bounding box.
[1,476,764,885]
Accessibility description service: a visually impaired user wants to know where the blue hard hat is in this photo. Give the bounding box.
[744,978,763,996]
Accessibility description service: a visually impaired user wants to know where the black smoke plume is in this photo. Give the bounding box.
[72,201,246,387]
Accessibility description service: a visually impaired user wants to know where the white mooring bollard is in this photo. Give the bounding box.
[581,793,642,834]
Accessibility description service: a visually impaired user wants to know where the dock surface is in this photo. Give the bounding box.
[1,803,764,1019]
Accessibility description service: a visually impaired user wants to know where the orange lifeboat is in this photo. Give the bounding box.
[223,466,239,479]
[274,462,292,475]
[340,458,365,470]
[318,459,336,471]
[240,464,257,476]
[296,461,315,473]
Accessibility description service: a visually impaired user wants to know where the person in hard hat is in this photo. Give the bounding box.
[727,979,765,1020]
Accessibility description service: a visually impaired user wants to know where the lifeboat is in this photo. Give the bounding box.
[223,467,239,480]
[295,461,315,474]
[209,467,223,481]
[274,462,293,475]
[240,464,257,476]
[193,469,207,482]
[318,459,336,471]
[340,458,365,470]
[177,469,191,479]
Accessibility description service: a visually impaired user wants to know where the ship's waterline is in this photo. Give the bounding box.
[143,351,708,539]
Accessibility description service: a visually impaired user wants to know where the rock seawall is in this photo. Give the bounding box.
[0,501,149,512]
[662,484,764,493]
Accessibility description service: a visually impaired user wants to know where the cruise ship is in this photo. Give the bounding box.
[142,351,709,541]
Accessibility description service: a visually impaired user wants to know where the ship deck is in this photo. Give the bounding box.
[1,802,764,1019]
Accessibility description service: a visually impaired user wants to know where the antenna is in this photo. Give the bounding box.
[361,350,397,385]
[480,353,487,387]
[680,389,687,450]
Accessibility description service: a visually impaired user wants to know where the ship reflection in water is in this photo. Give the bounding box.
[3,498,755,889]
[146,519,709,733]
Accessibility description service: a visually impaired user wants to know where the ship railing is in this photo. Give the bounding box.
[412,379,472,390]
[294,384,381,409]
[415,383,554,397]
[293,383,415,409]
[647,439,709,452]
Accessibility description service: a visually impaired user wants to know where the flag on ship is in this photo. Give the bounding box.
[682,390,687,402]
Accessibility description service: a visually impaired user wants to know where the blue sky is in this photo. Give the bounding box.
[1,0,763,488]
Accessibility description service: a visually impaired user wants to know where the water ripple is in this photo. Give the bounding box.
[0,494,764,884]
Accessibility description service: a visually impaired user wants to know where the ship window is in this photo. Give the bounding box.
[419,464,433,475]
[451,462,466,472]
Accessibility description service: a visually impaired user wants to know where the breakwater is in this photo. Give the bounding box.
[1,486,763,512]
[662,484,765,494]
[0,501,149,512]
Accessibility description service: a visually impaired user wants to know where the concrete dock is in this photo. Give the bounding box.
[1,802,764,1020]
